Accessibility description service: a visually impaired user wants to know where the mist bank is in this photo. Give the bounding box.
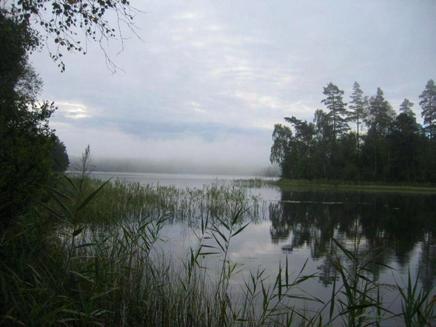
[68,157,280,177]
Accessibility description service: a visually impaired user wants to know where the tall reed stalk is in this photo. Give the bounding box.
[1,148,435,326]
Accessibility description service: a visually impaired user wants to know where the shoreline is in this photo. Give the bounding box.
[272,179,436,194]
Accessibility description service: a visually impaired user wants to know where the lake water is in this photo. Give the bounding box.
[89,171,436,324]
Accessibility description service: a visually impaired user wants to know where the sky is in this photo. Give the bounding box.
[31,0,436,172]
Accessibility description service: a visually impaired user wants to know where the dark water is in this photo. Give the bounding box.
[90,171,436,322]
[270,191,436,285]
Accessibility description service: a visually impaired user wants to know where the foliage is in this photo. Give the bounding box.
[347,82,368,150]
[366,88,395,136]
[419,79,436,139]
[271,116,316,179]
[397,271,435,327]
[271,82,436,183]
[1,0,137,229]
[1,171,434,326]
[51,135,70,172]
[2,0,137,70]
[399,98,415,118]
[0,12,69,230]
[321,82,349,138]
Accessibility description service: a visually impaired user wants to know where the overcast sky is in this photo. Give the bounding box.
[31,0,436,171]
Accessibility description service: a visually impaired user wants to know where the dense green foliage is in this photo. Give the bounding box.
[0,12,69,230]
[0,0,139,227]
[1,0,140,230]
[271,82,436,183]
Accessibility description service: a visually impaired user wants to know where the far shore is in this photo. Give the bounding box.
[273,179,436,194]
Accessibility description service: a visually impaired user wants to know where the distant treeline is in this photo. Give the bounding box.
[271,81,436,183]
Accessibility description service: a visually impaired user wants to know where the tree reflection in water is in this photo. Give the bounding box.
[269,191,436,288]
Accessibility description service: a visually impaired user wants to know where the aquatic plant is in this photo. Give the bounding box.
[1,166,435,326]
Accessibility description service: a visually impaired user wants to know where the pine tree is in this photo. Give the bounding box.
[348,82,367,148]
[399,98,415,117]
[367,88,395,136]
[419,79,436,139]
[321,83,349,139]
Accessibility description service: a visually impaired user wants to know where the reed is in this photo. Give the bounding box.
[0,165,434,326]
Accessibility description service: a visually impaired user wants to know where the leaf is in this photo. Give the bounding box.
[49,186,72,201]
[76,178,111,213]
[51,192,74,221]
[232,223,249,237]
[90,288,118,301]
[213,226,228,244]
[72,226,85,237]
[70,270,94,284]
[231,207,245,225]
[39,202,63,220]
[215,216,230,231]
[211,232,226,253]
[332,238,355,261]
[63,174,79,193]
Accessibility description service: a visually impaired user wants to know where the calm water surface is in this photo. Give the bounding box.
[90,171,436,323]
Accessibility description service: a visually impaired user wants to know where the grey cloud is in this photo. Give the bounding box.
[31,0,436,166]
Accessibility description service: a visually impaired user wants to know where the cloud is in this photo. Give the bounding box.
[190,101,207,114]
[31,0,436,167]
[172,12,202,21]
[56,102,91,120]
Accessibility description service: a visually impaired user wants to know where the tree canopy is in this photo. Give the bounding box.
[0,12,69,229]
[271,81,436,183]
[1,0,137,70]
[419,79,436,139]
[1,0,137,229]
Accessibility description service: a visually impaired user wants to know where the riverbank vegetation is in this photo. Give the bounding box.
[275,179,436,194]
[236,178,436,194]
[0,172,257,325]
[1,171,435,326]
[271,82,436,183]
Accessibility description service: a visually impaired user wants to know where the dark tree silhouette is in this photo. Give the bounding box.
[321,83,349,139]
[419,79,436,139]
[271,82,436,183]
[347,82,368,150]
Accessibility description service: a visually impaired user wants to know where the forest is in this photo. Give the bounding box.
[271,82,436,183]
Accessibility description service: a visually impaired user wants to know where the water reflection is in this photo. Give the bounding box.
[87,171,436,296]
[269,190,436,288]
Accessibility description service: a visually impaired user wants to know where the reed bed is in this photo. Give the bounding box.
[0,172,434,326]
